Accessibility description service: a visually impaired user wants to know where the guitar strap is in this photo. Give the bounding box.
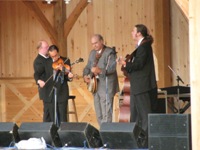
[87,46,106,93]
[93,45,106,67]
[126,37,151,63]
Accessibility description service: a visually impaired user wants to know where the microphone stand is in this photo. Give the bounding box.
[105,55,111,123]
[53,85,58,126]
[104,47,117,122]
[168,65,184,114]
[49,71,61,127]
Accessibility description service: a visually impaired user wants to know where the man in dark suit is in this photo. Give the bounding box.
[33,40,51,122]
[118,24,157,134]
[47,45,74,126]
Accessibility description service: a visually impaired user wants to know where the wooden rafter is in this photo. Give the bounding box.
[22,0,89,41]
[22,1,58,45]
[174,0,188,19]
[64,0,88,37]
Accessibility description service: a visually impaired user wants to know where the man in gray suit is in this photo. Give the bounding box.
[83,34,119,125]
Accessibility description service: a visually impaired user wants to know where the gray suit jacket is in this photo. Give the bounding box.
[83,46,119,96]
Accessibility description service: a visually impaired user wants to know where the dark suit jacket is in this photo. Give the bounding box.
[44,56,71,103]
[125,40,157,95]
[33,54,50,100]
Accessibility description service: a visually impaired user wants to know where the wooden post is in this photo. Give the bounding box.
[54,0,67,56]
[154,0,172,87]
[0,84,6,121]
[189,0,200,149]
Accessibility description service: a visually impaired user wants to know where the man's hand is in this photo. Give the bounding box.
[117,56,126,65]
[37,80,45,88]
[91,67,102,75]
[68,72,74,78]
[84,75,90,83]
[117,56,126,67]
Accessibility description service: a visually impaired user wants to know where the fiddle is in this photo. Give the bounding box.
[52,58,71,73]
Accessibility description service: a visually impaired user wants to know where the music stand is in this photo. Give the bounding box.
[168,65,185,113]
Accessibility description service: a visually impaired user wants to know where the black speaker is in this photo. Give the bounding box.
[0,122,20,147]
[99,122,147,149]
[148,114,191,150]
[18,122,61,147]
[154,98,166,113]
[58,122,102,148]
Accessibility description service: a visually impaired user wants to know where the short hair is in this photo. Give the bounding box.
[36,41,43,50]
[36,40,48,50]
[93,34,104,41]
[48,45,59,52]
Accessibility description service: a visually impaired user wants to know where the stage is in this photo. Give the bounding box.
[1,148,149,150]
[0,114,191,150]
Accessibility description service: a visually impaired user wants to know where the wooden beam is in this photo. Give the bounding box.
[22,1,58,45]
[54,0,67,56]
[174,0,188,19]
[0,84,6,121]
[6,83,41,122]
[64,0,88,37]
[154,0,171,87]
[190,0,200,149]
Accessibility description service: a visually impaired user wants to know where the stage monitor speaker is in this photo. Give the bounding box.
[99,122,147,149]
[155,98,166,113]
[58,122,102,148]
[0,122,20,147]
[148,114,191,150]
[18,122,61,147]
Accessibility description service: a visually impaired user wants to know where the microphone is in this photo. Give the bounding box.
[168,65,184,85]
[177,75,184,84]
[110,51,118,55]
[54,70,60,82]
[110,46,118,55]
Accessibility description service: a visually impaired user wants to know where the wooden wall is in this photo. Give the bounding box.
[170,0,190,86]
[0,0,172,86]
[190,0,200,149]
[0,78,43,124]
[0,77,125,128]
[0,1,52,77]
[0,0,190,128]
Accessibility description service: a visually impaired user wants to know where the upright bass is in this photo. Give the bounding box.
[118,53,134,122]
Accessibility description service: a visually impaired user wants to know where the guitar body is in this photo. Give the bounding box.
[87,75,97,93]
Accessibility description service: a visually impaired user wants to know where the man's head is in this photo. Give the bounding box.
[131,24,149,42]
[91,34,104,51]
[37,40,49,56]
[48,45,60,62]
